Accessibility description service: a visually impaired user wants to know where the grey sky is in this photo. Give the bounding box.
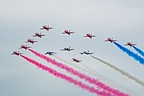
[1,0,144,96]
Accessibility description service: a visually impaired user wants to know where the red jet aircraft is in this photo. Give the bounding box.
[72,58,82,63]
[19,45,31,50]
[33,32,45,38]
[40,25,53,31]
[26,39,37,44]
[11,51,22,56]
[105,38,117,43]
[84,33,96,39]
[124,42,137,47]
[62,30,74,35]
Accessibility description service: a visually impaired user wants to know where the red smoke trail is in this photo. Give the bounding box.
[20,54,113,96]
[28,49,129,96]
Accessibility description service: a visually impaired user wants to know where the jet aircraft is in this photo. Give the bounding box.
[84,33,96,39]
[45,51,56,55]
[124,42,137,47]
[11,51,22,56]
[72,58,82,63]
[105,38,117,43]
[40,25,53,31]
[60,47,74,51]
[80,50,93,55]
[19,45,31,50]
[62,30,74,35]
[33,32,45,38]
[26,39,37,44]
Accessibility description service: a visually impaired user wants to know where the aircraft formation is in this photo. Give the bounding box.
[12,24,141,64]
[11,25,98,62]
[11,24,144,96]
[12,25,138,63]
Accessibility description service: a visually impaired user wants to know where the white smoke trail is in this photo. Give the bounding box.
[91,55,144,87]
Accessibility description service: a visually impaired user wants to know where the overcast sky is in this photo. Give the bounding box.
[1,0,144,96]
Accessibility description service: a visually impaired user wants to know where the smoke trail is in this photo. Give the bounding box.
[114,42,144,64]
[133,46,144,57]
[55,55,120,86]
[91,55,144,87]
[54,55,127,93]
[28,49,129,96]
[20,54,113,96]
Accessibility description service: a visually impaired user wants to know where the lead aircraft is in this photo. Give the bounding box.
[40,25,53,31]
[62,30,74,35]
[84,33,96,39]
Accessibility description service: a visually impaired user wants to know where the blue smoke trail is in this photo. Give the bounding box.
[133,46,144,57]
[114,42,144,65]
